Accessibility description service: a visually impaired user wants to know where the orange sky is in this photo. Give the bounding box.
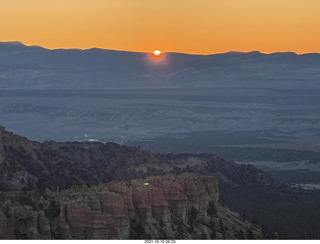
[1,0,320,54]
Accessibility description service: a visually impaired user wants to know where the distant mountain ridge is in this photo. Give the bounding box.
[1,41,320,90]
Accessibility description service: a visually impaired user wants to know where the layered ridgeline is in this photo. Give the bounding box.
[0,125,275,191]
[1,126,320,239]
[0,126,263,239]
[1,41,320,90]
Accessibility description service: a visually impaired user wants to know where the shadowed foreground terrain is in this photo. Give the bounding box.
[1,125,320,239]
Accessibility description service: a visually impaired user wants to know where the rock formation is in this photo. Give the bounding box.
[5,125,317,239]
[0,173,262,239]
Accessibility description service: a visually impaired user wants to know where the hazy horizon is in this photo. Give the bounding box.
[2,40,320,56]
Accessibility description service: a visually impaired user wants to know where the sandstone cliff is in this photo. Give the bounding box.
[0,173,262,239]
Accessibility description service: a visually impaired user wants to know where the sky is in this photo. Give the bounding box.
[1,0,320,54]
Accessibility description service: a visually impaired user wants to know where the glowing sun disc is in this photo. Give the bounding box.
[153,50,161,56]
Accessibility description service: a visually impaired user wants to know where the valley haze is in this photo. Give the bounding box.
[1,42,320,183]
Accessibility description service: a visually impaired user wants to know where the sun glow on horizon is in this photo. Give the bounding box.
[148,50,166,63]
[153,50,161,56]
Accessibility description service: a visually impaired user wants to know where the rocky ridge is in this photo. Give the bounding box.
[0,125,276,192]
[3,125,317,239]
[0,173,262,239]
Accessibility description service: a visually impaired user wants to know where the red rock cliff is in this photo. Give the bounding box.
[0,173,261,239]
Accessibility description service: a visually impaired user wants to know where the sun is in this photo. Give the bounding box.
[153,50,161,56]
[149,49,165,62]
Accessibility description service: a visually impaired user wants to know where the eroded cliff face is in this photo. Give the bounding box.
[0,173,261,239]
